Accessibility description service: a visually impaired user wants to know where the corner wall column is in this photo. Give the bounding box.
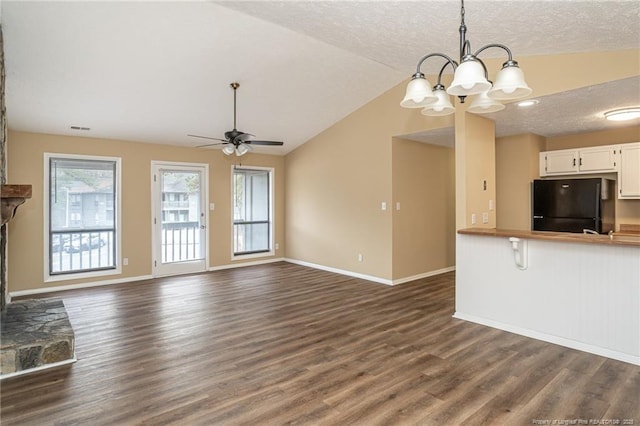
[454,107,497,231]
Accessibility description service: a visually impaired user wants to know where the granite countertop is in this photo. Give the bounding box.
[457,228,640,247]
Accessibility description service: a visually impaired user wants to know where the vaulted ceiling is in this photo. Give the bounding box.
[2,1,639,155]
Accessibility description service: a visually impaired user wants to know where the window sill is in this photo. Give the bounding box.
[45,266,122,283]
[231,250,275,261]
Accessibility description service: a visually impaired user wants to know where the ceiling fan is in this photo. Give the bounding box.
[188,82,284,156]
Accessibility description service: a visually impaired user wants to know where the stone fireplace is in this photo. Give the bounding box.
[0,185,77,378]
[0,26,76,379]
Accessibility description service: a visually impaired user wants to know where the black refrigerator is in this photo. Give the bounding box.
[532,178,615,234]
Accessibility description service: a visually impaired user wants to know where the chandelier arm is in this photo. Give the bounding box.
[473,43,514,62]
[415,53,458,75]
[436,61,455,86]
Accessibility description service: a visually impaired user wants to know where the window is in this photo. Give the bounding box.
[46,154,121,280]
[233,167,273,256]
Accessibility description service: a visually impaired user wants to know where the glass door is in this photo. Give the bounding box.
[152,162,208,276]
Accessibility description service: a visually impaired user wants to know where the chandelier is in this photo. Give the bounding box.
[400,0,532,116]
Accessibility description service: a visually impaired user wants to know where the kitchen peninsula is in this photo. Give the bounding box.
[455,228,640,365]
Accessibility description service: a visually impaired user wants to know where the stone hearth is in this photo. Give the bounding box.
[1,298,76,378]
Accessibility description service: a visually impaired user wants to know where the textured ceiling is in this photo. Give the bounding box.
[401,76,640,148]
[2,1,640,155]
[217,0,640,74]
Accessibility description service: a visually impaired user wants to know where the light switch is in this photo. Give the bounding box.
[489,200,494,211]
[381,202,387,211]
[209,203,215,211]
[396,202,401,211]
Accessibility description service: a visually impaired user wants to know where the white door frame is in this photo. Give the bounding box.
[151,161,209,277]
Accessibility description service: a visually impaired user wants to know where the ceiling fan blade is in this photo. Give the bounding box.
[196,142,227,148]
[246,140,284,146]
[236,132,255,142]
[187,134,227,142]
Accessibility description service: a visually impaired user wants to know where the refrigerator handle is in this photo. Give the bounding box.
[595,182,601,223]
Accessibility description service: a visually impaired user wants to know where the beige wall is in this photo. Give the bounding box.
[495,127,640,231]
[496,133,546,230]
[285,80,454,281]
[546,126,640,151]
[456,112,496,230]
[286,49,638,281]
[7,131,285,292]
[7,49,639,289]
[392,138,455,279]
[545,126,640,228]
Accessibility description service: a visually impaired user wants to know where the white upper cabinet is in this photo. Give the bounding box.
[540,146,618,176]
[539,143,639,199]
[578,146,617,172]
[540,150,578,175]
[619,143,640,199]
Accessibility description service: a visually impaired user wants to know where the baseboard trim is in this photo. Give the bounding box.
[9,275,155,299]
[0,355,77,381]
[284,258,392,285]
[209,257,286,271]
[284,259,455,286]
[453,312,640,366]
[8,260,453,298]
[392,266,456,285]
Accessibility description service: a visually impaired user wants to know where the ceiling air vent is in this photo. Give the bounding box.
[70,126,91,131]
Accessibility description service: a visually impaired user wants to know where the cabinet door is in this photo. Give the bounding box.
[579,147,617,172]
[541,150,578,176]
[619,143,640,198]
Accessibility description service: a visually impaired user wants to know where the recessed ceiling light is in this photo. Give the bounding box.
[516,99,539,107]
[604,108,640,122]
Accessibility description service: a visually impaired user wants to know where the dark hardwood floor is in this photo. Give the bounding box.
[1,262,638,425]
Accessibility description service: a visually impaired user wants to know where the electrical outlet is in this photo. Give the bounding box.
[471,213,477,225]
[358,253,363,262]
[275,243,279,250]
[396,202,401,211]
[482,212,489,224]
[123,258,129,266]
[489,199,494,211]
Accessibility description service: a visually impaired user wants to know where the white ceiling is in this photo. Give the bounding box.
[2,1,639,155]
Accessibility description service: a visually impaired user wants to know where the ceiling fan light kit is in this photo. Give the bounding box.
[188,82,284,156]
[401,0,532,117]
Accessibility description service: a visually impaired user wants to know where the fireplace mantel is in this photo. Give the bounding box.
[1,184,32,225]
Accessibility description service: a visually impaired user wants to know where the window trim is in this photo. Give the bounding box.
[230,165,275,260]
[44,153,122,283]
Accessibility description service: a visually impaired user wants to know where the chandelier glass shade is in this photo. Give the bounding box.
[400,0,532,116]
[421,85,456,116]
[400,74,437,108]
[447,58,492,96]
[467,90,505,114]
